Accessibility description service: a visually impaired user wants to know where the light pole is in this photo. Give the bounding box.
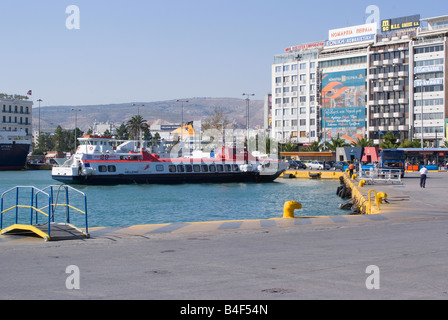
[176,99,189,143]
[72,108,81,151]
[37,99,43,138]
[242,93,254,145]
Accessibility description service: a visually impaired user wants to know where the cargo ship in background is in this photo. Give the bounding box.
[0,130,31,170]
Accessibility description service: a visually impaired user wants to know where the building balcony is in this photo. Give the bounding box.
[388,72,398,78]
[368,74,378,80]
[369,126,378,131]
[373,60,383,67]
[393,85,403,91]
[388,98,398,104]
[373,113,383,118]
[373,87,383,92]
[393,58,403,65]
[383,59,393,65]
[398,98,408,104]
[388,125,399,131]
[398,71,408,77]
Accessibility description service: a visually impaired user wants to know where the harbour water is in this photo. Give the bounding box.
[0,170,345,228]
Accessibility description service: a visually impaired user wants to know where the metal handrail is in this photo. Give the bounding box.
[1,185,88,238]
[1,186,52,236]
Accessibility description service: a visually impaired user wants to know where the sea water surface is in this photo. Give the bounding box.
[0,170,346,228]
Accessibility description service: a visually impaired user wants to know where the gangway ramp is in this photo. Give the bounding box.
[0,185,89,241]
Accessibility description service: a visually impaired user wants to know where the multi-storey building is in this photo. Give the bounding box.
[368,31,412,145]
[411,15,448,147]
[271,44,322,144]
[0,95,33,139]
[269,14,448,148]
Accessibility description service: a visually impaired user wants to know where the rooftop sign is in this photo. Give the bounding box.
[325,23,377,48]
[285,41,325,52]
[381,14,420,32]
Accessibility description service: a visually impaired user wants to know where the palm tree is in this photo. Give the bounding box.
[282,142,299,152]
[126,115,149,140]
[351,137,374,147]
[325,137,350,151]
[302,141,322,151]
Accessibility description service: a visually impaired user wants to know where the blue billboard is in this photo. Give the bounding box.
[322,106,366,128]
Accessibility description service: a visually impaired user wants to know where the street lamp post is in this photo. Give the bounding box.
[242,93,254,145]
[72,108,81,151]
[176,99,189,143]
[37,99,43,138]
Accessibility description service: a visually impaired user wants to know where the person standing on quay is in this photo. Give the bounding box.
[420,165,428,188]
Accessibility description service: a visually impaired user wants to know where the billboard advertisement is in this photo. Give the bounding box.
[321,69,366,108]
[320,69,367,140]
[322,107,366,128]
[325,23,377,48]
[381,15,420,33]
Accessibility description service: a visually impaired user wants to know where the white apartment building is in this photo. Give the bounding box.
[271,46,321,144]
[0,96,33,139]
[411,15,448,147]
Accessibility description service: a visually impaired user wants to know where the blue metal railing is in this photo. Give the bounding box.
[1,185,88,238]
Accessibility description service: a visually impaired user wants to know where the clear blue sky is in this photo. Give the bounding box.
[0,0,446,107]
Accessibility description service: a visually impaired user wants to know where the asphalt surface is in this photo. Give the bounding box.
[0,172,447,301]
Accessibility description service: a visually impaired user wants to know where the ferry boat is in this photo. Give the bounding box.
[51,135,286,185]
[0,130,31,171]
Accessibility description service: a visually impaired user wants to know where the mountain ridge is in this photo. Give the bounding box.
[33,97,265,132]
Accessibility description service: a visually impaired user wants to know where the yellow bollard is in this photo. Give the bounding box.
[351,174,357,180]
[376,192,388,207]
[283,201,302,219]
[359,180,366,187]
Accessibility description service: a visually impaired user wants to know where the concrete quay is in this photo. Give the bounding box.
[0,172,447,300]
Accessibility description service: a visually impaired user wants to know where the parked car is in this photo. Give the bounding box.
[332,161,349,171]
[308,161,330,170]
[288,160,307,170]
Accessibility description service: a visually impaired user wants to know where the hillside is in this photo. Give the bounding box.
[34,97,265,131]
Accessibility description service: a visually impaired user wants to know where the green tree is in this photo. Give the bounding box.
[398,140,421,148]
[380,131,398,150]
[52,126,71,153]
[115,123,129,140]
[302,141,322,151]
[282,142,298,152]
[33,133,54,155]
[325,137,350,151]
[351,137,374,147]
[127,115,148,140]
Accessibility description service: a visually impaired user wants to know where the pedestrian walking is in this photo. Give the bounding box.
[349,163,355,177]
[420,165,428,188]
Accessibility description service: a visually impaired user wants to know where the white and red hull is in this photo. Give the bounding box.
[51,136,285,185]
